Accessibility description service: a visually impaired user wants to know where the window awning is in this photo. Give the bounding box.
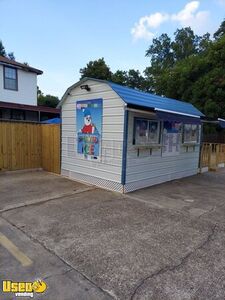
[218,118,225,128]
[156,111,202,125]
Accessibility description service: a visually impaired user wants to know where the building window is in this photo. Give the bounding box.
[11,109,25,120]
[183,124,199,144]
[4,66,18,91]
[133,118,160,145]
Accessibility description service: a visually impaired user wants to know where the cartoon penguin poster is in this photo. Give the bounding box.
[76,99,102,160]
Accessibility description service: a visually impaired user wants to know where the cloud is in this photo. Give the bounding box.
[131,1,210,41]
[145,12,169,28]
[171,1,199,24]
[171,1,210,33]
[131,12,169,41]
[131,20,155,41]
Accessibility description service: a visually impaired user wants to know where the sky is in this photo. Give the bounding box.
[0,0,224,98]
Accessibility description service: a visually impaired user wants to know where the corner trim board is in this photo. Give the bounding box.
[121,108,128,188]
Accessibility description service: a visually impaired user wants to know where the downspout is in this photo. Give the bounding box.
[121,105,128,193]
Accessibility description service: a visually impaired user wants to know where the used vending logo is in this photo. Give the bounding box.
[2,279,47,298]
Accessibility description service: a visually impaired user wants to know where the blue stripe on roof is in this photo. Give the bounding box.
[108,82,204,118]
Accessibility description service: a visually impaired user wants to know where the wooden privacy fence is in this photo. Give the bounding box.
[200,142,225,170]
[0,121,60,174]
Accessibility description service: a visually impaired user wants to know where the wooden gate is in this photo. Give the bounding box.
[0,121,60,174]
[41,123,60,174]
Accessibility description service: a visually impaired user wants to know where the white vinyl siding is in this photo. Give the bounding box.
[0,65,37,105]
[61,80,125,191]
[61,80,201,193]
[125,111,200,192]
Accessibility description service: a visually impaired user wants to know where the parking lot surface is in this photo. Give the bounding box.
[0,169,225,299]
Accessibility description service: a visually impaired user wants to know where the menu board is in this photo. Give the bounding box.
[162,121,181,157]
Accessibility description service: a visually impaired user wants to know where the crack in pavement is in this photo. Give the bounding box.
[0,215,115,300]
[0,187,96,213]
[198,200,225,221]
[123,194,166,209]
[42,268,73,281]
[130,224,218,300]
[198,205,218,220]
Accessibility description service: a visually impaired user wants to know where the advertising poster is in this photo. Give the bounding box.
[76,99,102,160]
[183,124,198,143]
[134,119,159,145]
[162,121,181,157]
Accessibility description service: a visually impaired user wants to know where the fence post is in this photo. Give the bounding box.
[223,145,225,163]
[199,144,203,170]
[216,144,219,167]
[208,143,212,169]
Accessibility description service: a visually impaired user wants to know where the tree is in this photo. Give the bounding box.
[37,86,43,98]
[214,19,225,39]
[144,20,225,119]
[0,40,6,56]
[111,70,127,85]
[79,58,149,91]
[172,27,199,61]
[38,94,59,108]
[37,88,59,108]
[0,40,15,59]
[198,33,211,53]
[80,58,112,80]
[145,33,175,95]
[146,33,174,70]
[78,19,225,121]
[126,69,145,90]
[7,52,15,60]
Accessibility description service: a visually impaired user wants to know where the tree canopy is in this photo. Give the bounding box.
[80,58,112,80]
[0,40,15,60]
[144,23,225,119]
[0,40,6,56]
[37,87,59,108]
[79,20,225,120]
[80,57,149,91]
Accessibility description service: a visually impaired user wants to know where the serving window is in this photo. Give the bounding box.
[183,124,199,144]
[133,118,160,145]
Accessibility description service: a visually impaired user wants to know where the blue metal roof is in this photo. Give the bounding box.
[109,82,204,118]
[42,118,61,124]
